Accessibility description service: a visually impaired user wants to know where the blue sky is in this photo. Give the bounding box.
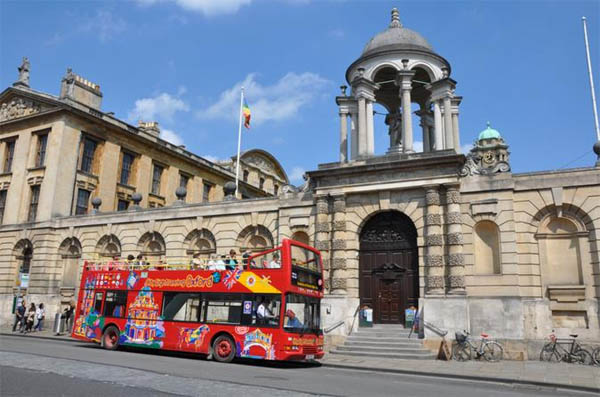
[1,0,599,183]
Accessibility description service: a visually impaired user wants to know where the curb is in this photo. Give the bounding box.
[3,332,598,394]
[320,361,600,394]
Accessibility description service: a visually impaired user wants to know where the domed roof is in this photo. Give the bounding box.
[478,122,502,140]
[362,9,433,57]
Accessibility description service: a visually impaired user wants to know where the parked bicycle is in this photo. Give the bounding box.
[592,346,600,366]
[539,331,593,365]
[452,331,504,362]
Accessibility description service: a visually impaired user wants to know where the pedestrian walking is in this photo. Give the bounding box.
[64,301,75,332]
[34,302,45,331]
[23,302,36,333]
[12,299,26,332]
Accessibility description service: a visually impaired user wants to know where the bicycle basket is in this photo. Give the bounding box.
[455,332,467,343]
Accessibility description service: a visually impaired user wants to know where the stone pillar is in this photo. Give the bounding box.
[433,101,443,150]
[350,112,358,160]
[451,97,462,153]
[396,70,416,153]
[366,100,375,155]
[315,196,331,293]
[424,187,444,294]
[445,185,465,294]
[443,96,454,150]
[339,111,348,162]
[357,97,367,157]
[331,195,347,294]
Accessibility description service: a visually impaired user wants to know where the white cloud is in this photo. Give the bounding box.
[197,72,330,126]
[161,129,184,146]
[202,154,229,163]
[138,0,252,16]
[78,10,126,42]
[328,28,345,39]
[128,92,189,123]
[288,166,305,183]
[413,141,424,152]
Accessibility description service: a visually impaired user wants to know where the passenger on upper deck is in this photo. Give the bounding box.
[267,253,281,269]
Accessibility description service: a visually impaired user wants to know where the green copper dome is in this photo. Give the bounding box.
[478,122,501,140]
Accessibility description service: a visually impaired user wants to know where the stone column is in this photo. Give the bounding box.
[433,101,443,150]
[451,97,462,153]
[315,196,331,293]
[366,100,375,155]
[396,70,416,153]
[350,112,358,160]
[357,97,367,157]
[424,187,444,294]
[339,111,348,162]
[445,185,465,294]
[443,96,454,150]
[331,195,347,294]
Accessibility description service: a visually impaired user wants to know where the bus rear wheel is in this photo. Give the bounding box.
[101,325,120,351]
[213,335,236,363]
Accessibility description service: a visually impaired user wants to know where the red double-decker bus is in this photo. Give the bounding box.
[72,238,324,362]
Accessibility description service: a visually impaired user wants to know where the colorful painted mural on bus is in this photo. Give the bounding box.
[119,286,164,348]
[237,329,276,360]
[177,325,210,351]
[73,275,101,339]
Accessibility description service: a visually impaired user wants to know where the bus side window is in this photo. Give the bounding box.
[94,292,104,314]
[251,294,281,327]
[103,290,127,318]
[162,292,202,322]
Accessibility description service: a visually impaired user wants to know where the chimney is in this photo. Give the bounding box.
[138,121,160,137]
[59,68,103,110]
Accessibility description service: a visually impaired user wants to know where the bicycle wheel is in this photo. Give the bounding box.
[482,341,503,362]
[572,349,593,365]
[539,343,561,362]
[592,347,600,366]
[452,342,472,361]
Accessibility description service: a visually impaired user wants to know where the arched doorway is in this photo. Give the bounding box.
[359,211,418,324]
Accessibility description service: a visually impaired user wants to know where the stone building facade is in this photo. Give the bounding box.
[1,9,599,359]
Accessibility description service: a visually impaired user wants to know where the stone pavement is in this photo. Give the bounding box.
[2,327,598,393]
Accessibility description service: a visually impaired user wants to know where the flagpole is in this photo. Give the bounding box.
[582,17,600,141]
[235,87,244,196]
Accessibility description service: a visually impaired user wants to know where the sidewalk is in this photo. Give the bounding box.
[321,353,600,393]
[2,327,598,393]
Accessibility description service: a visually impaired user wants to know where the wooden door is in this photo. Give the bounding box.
[359,211,418,324]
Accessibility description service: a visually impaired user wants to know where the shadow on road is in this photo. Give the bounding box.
[77,341,322,369]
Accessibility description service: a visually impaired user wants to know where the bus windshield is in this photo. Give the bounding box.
[284,293,321,334]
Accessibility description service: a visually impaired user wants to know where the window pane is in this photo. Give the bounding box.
[117,200,129,211]
[152,164,163,195]
[4,141,15,173]
[36,134,48,167]
[120,152,134,185]
[204,294,242,324]
[252,295,281,327]
[162,293,202,321]
[202,182,212,202]
[28,185,40,222]
[103,290,127,318]
[94,292,103,313]
[76,189,90,215]
[284,293,320,332]
[80,138,97,173]
[179,174,189,189]
[0,190,6,224]
[243,170,249,182]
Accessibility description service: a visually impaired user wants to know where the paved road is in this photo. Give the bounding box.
[0,335,594,396]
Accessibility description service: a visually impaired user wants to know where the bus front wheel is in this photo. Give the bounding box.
[101,325,120,351]
[213,335,236,363]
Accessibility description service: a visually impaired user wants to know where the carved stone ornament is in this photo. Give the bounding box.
[426,276,444,290]
[331,278,347,290]
[333,220,346,231]
[425,213,442,226]
[332,239,346,250]
[425,189,440,205]
[315,240,330,251]
[243,154,278,177]
[446,232,464,246]
[447,253,465,266]
[333,197,346,212]
[331,258,347,270]
[424,234,443,247]
[445,212,462,224]
[425,255,444,267]
[362,227,410,244]
[445,190,460,204]
[460,153,511,177]
[447,275,465,289]
[0,97,45,122]
[315,222,329,232]
[316,199,329,214]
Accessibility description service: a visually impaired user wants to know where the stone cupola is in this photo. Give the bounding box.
[335,8,463,162]
[460,122,510,176]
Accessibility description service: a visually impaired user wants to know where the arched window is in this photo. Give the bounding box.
[96,234,121,258]
[238,225,274,253]
[59,238,82,289]
[473,221,501,274]
[14,239,33,287]
[138,232,166,259]
[291,231,310,245]
[538,217,582,285]
[184,229,216,260]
